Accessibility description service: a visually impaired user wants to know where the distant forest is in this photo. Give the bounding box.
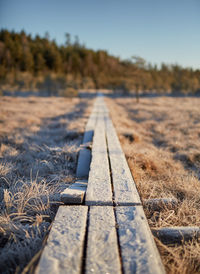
[0,29,200,95]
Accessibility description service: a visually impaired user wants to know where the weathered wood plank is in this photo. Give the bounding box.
[76,147,92,179]
[85,114,113,205]
[144,198,178,212]
[60,180,87,204]
[83,103,99,144]
[86,206,121,274]
[115,206,165,274]
[105,115,141,205]
[76,100,99,179]
[36,206,88,274]
[152,226,200,245]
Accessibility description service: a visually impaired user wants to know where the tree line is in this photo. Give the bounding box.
[0,29,200,95]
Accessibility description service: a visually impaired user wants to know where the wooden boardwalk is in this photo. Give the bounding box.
[36,95,165,274]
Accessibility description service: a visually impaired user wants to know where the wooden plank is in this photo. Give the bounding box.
[115,206,165,274]
[144,198,178,212]
[105,114,141,205]
[76,147,92,179]
[152,226,200,245]
[76,95,106,179]
[36,206,88,274]
[76,100,99,179]
[86,206,121,274]
[85,114,113,205]
[60,180,87,204]
[83,105,98,144]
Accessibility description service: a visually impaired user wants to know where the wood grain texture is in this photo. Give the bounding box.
[86,206,121,274]
[105,114,141,205]
[60,180,87,204]
[116,206,165,274]
[36,206,88,274]
[85,113,113,205]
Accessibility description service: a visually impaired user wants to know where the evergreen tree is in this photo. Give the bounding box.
[0,29,199,94]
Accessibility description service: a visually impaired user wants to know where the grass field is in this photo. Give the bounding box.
[106,96,200,273]
[0,96,93,273]
[1,94,200,273]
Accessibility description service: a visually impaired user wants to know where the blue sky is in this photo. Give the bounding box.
[0,0,199,69]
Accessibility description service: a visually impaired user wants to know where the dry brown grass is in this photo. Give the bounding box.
[0,96,93,273]
[106,96,200,273]
[155,238,200,274]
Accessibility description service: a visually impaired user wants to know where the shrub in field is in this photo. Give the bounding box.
[60,87,78,97]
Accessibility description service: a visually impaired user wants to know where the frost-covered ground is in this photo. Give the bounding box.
[106,96,200,274]
[0,96,93,273]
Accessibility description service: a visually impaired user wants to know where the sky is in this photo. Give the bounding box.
[0,0,200,69]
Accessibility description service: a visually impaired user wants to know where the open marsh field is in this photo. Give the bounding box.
[1,94,200,273]
[0,96,93,273]
[106,96,200,273]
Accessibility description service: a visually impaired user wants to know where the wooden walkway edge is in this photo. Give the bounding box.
[36,95,165,274]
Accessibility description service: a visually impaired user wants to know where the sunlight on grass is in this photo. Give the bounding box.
[107,96,200,274]
[0,96,92,272]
